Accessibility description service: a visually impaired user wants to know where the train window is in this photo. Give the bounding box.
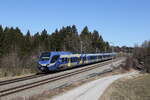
[90,56,91,60]
[71,57,78,62]
[89,56,91,60]
[62,58,65,63]
[71,58,74,62]
[71,58,73,62]
[90,56,95,60]
[83,56,86,61]
[51,55,60,63]
[61,58,68,63]
[40,52,51,61]
[104,55,108,58]
[93,56,95,59]
[40,52,50,57]
[65,58,68,63]
[98,56,102,59]
[65,58,68,62]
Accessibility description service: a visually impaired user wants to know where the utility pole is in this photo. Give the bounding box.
[105,46,107,53]
[96,48,98,53]
[110,42,114,67]
[80,41,83,54]
[63,41,66,51]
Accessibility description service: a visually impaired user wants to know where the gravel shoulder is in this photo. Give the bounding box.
[50,71,138,100]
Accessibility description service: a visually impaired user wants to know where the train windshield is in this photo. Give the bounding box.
[51,55,60,63]
[40,52,51,61]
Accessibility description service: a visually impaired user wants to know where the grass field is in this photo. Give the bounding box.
[100,73,150,100]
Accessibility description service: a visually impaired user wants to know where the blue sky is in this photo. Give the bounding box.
[0,0,150,47]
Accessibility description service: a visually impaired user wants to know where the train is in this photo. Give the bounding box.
[37,51,116,72]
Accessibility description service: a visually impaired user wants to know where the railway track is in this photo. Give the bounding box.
[0,58,120,97]
[0,73,46,86]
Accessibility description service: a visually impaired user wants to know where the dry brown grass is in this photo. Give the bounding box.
[0,51,38,78]
[100,73,150,100]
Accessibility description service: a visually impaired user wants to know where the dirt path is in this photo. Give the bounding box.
[51,71,138,100]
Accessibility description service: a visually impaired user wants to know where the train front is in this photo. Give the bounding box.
[38,52,61,72]
[38,52,51,72]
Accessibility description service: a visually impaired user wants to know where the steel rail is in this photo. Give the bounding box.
[0,74,46,86]
[0,59,119,97]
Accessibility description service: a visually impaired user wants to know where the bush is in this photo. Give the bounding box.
[0,50,38,77]
[132,41,150,73]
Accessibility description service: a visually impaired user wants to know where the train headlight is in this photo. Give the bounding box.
[41,66,45,70]
[40,64,47,66]
[38,64,42,68]
[47,63,55,67]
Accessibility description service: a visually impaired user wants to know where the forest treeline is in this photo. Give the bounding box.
[0,25,110,56]
[0,25,132,77]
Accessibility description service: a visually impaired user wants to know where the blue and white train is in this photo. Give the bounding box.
[38,51,116,72]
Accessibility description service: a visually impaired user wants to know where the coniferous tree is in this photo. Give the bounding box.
[51,29,62,51]
[23,30,32,54]
[92,30,100,52]
[63,25,79,52]
[40,29,49,50]
[0,24,115,77]
[0,25,3,56]
[80,26,93,53]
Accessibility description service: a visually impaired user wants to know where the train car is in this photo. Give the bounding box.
[38,52,72,72]
[38,51,116,72]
